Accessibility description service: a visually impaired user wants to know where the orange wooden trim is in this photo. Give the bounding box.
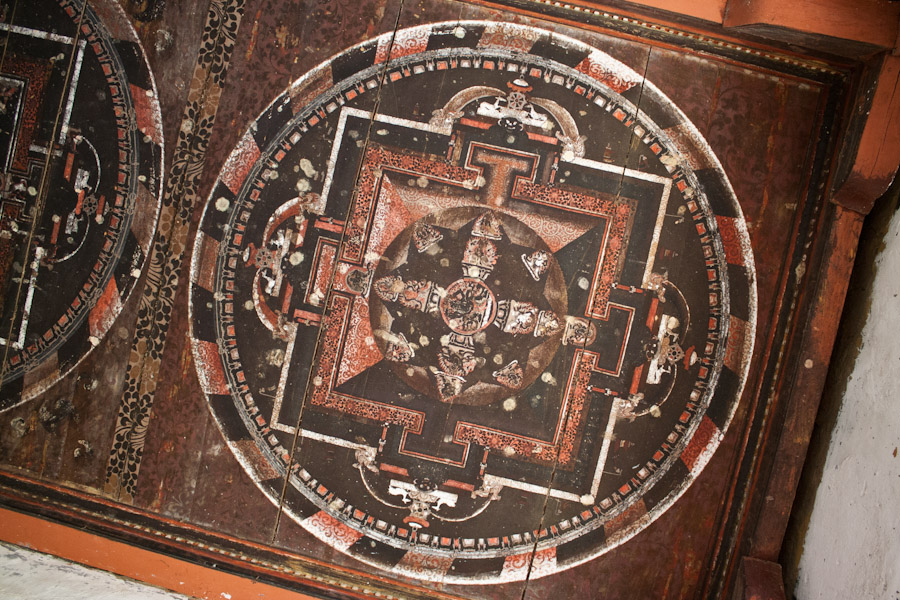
[0,507,319,600]
[0,470,462,600]
[629,0,900,43]
[833,55,900,214]
[578,0,899,51]
[852,55,900,182]
[748,205,865,560]
[722,0,900,50]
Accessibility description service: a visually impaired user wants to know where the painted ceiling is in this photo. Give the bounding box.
[0,0,848,597]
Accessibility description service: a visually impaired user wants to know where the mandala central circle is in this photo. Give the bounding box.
[369,207,568,405]
[440,278,497,334]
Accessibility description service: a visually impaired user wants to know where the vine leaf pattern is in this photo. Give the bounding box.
[104,0,246,502]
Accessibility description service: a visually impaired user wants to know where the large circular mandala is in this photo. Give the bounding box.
[0,0,163,410]
[190,22,756,583]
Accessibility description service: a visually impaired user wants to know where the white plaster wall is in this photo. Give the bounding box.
[0,541,189,600]
[795,206,900,600]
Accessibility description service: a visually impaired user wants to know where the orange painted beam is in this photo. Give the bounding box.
[833,54,900,214]
[580,0,899,50]
[847,55,900,189]
[0,507,319,600]
[722,0,900,50]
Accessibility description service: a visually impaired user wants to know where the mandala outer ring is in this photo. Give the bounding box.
[189,21,757,584]
[0,0,164,408]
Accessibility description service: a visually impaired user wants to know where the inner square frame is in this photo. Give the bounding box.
[189,21,756,584]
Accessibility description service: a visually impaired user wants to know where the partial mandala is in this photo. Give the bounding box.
[190,22,755,583]
[0,0,163,410]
